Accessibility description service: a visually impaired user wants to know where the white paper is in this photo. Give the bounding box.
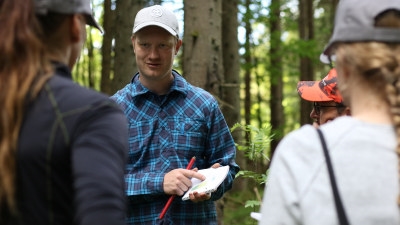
[181,165,230,200]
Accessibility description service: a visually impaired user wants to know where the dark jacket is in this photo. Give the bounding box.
[3,62,128,225]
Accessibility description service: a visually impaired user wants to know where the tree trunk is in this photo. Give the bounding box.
[112,0,146,94]
[218,0,243,224]
[299,0,315,126]
[269,0,284,160]
[243,0,251,138]
[221,0,240,130]
[221,0,244,188]
[183,0,223,98]
[100,0,114,95]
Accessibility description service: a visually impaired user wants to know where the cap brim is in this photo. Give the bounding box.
[320,53,336,64]
[85,14,103,34]
[322,41,335,58]
[297,81,333,102]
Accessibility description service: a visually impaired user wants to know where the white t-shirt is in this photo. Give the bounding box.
[259,116,400,225]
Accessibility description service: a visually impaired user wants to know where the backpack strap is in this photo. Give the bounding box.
[316,128,350,225]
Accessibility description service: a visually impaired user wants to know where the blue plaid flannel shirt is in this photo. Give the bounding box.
[111,70,240,225]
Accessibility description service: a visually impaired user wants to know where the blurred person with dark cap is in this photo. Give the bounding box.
[0,0,128,224]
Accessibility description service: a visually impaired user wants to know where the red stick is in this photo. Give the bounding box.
[159,156,196,219]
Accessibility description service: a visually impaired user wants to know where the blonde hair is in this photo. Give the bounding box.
[335,9,400,204]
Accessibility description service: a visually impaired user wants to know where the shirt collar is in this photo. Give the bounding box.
[52,61,72,79]
[130,70,188,98]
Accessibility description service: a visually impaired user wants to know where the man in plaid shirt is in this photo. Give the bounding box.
[111,5,240,225]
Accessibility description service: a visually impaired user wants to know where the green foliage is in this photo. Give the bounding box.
[223,123,274,224]
[72,27,103,91]
[231,123,273,195]
[236,170,268,186]
[231,123,273,163]
[223,191,260,225]
[245,200,262,208]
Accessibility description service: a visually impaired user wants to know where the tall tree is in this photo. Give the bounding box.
[269,0,284,159]
[182,0,223,97]
[100,0,114,95]
[298,0,315,125]
[219,0,243,223]
[243,0,252,137]
[221,0,240,129]
[112,0,146,94]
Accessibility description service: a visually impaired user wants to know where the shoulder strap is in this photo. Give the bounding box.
[316,128,350,225]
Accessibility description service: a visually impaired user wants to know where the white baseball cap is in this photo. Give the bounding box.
[133,5,179,38]
[34,0,103,33]
[323,0,400,58]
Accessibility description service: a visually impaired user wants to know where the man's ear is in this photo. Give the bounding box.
[131,36,136,53]
[175,39,182,55]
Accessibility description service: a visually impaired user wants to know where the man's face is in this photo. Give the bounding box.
[310,101,346,125]
[131,26,181,82]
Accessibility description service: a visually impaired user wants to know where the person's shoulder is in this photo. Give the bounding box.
[181,81,215,102]
[110,83,132,101]
[274,124,321,159]
[173,72,213,97]
[190,85,214,97]
[283,124,318,141]
[279,117,353,149]
[318,116,355,141]
[46,75,119,111]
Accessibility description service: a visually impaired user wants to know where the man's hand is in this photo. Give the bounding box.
[189,163,220,202]
[163,169,205,196]
[188,191,211,202]
[210,163,220,169]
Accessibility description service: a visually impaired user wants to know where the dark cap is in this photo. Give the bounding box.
[34,0,103,33]
[323,0,400,57]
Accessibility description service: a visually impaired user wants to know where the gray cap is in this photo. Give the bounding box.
[133,5,179,38]
[34,0,103,33]
[323,0,400,57]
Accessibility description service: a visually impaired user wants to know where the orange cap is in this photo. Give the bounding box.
[297,68,343,104]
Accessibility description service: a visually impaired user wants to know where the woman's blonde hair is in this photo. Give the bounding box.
[335,9,400,204]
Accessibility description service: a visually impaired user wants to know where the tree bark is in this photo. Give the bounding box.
[269,0,284,160]
[243,0,252,137]
[112,0,146,94]
[100,0,114,95]
[221,0,241,148]
[218,0,243,223]
[299,0,315,126]
[183,0,223,98]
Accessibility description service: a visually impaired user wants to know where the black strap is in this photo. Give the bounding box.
[316,129,350,225]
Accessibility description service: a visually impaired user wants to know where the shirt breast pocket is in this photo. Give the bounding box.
[170,117,208,158]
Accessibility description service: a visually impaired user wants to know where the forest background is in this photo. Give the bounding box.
[74,0,339,224]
